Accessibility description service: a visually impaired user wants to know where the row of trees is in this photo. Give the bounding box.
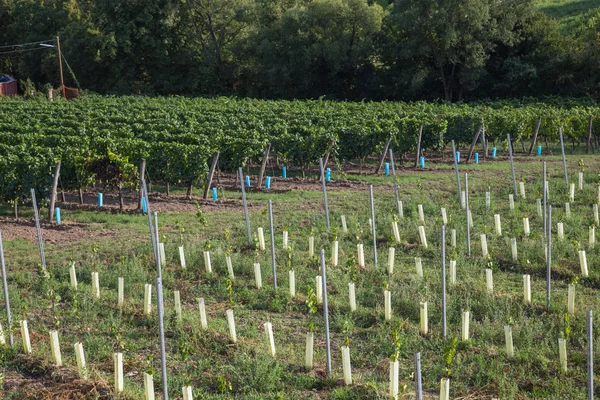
[0,0,599,101]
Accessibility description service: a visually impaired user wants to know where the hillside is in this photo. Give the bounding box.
[538,0,600,35]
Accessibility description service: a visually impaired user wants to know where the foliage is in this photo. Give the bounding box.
[1,0,599,100]
[0,95,600,204]
[443,337,459,378]
[305,286,317,332]
[86,148,137,190]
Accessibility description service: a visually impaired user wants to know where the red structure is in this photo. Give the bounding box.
[0,75,17,96]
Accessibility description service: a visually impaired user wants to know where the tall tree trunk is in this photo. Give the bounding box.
[78,187,83,204]
[186,183,193,199]
[48,161,61,222]
[166,182,170,196]
[14,200,18,219]
[203,151,220,199]
[440,64,456,101]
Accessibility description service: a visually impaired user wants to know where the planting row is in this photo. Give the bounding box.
[1,95,599,208]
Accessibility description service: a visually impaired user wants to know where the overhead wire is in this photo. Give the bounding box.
[0,37,81,92]
[60,52,81,90]
[0,38,56,50]
[0,46,51,56]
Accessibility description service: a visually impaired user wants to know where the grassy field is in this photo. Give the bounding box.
[537,0,600,35]
[0,150,599,399]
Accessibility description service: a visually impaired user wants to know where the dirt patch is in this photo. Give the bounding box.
[59,190,246,214]
[2,354,112,399]
[0,217,120,245]
[54,175,372,215]
[240,176,369,192]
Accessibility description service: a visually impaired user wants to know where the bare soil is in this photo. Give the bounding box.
[0,154,542,246]
[0,218,119,244]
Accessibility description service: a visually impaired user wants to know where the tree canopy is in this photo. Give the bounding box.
[0,0,598,101]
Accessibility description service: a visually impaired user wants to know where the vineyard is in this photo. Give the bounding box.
[0,96,600,399]
[0,95,599,210]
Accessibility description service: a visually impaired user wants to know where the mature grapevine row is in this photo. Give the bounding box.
[0,95,597,206]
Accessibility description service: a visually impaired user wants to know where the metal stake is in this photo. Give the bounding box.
[153,212,168,400]
[142,180,157,263]
[452,140,461,206]
[239,167,252,245]
[465,174,471,256]
[369,185,378,268]
[547,205,552,309]
[319,158,330,231]
[441,225,446,339]
[415,352,422,400]
[508,134,518,199]
[588,310,594,400]
[543,162,547,239]
[0,231,14,346]
[559,128,569,188]
[268,200,277,289]
[321,250,332,376]
[30,189,46,270]
[389,149,401,218]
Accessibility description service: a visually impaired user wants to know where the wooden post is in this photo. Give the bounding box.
[375,137,392,174]
[48,161,61,222]
[414,123,424,168]
[203,151,220,199]
[528,117,542,155]
[56,36,65,99]
[59,177,65,202]
[323,138,335,169]
[138,158,146,210]
[257,144,271,188]
[586,116,593,154]
[482,126,488,158]
[465,123,483,163]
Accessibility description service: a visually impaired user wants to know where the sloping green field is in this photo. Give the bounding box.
[538,0,600,35]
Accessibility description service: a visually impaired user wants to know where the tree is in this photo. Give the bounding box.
[478,10,570,98]
[249,0,384,99]
[574,8,600,96]
[87,0,180,93]
[180,0,255,93]
[382,0,540,101]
